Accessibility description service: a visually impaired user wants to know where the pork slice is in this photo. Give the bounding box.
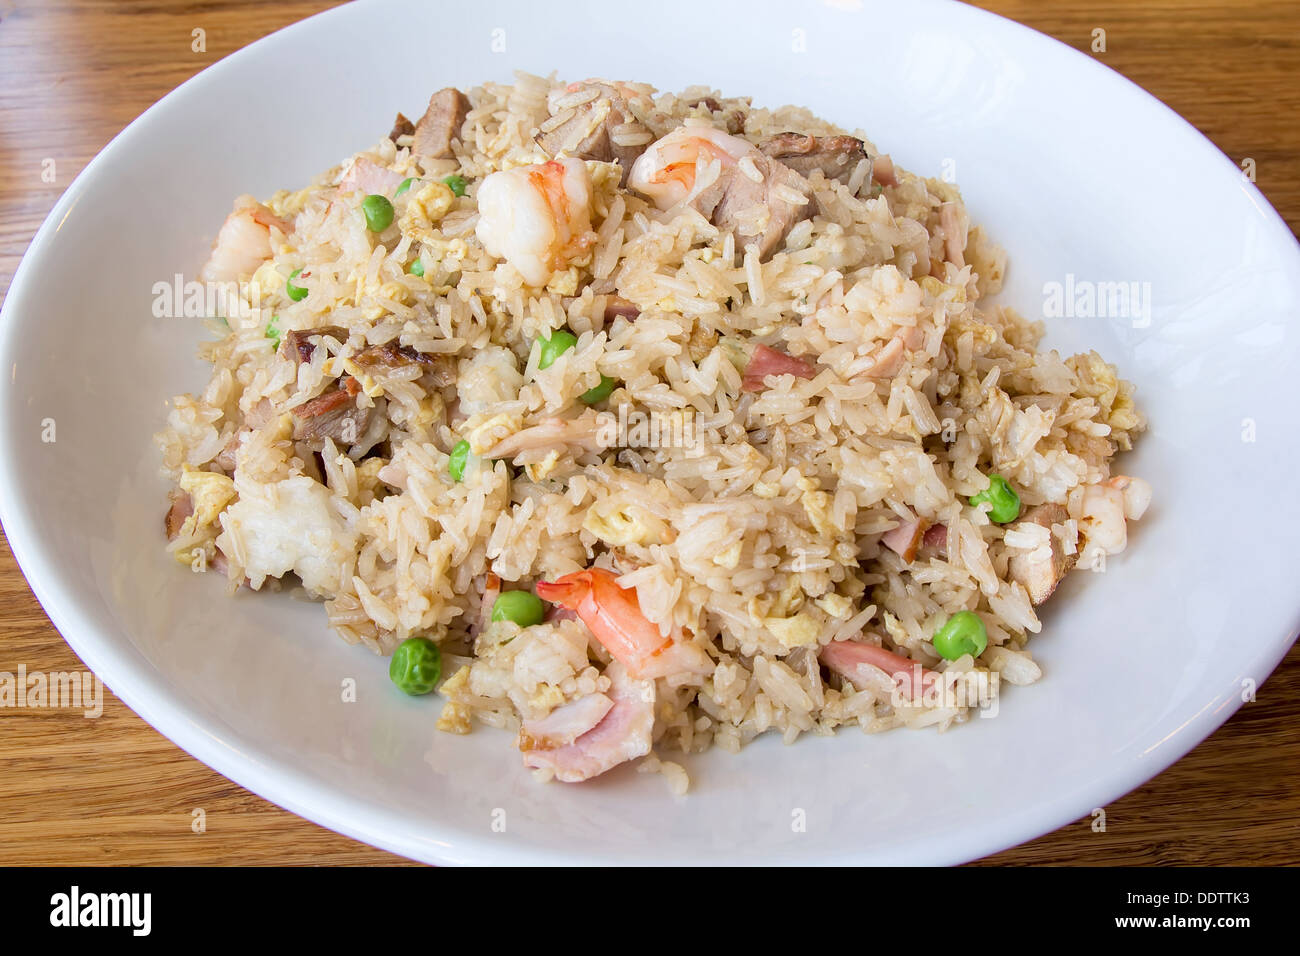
[1007,503,1078,605]
[536,82,651,186]
[412,87,470,161]
[388,111,415,142]
[283,326,349,365]
[351,343,457,388]
[759,132,868,185]
[711,153,813,259]
[291,378,373,444]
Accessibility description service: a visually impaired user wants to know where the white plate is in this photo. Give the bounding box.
[2,0,1298,866]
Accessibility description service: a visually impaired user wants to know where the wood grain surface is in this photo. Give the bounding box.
[0,0,1296,867]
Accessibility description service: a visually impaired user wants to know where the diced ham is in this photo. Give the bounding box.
[337,157,405,197]
[862,326,924,380]
[820,639,938,699]
[742,344,817,392]
[923,522,949,553]
[881,512,930,563]
[521,663,655,782]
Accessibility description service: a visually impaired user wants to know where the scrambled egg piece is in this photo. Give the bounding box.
[528,683,566,712]
[582,501,669,547]
[250,261,284,304]
[266,187,312,219]
[764,613,822,649]
[436,665,473,734]
[525,450,563,482]
[800,487,836,537]
[546,266,583,296]
[1068,351,1146,449]
[173,468,237,566]
[712,541,743,569]
[180,467,237,529]
[467,414,522,456]
[399,181,455,244]
[340,358,384,399]
[920,274,967,305]
[815,592,853,620]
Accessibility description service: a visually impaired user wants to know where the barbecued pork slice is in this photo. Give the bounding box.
[1007,503,1078,605]
[291,378,373,444]
[388,112,415,142]
[535,81,653,186]
[759,132,868,185]
[412,87,470,161]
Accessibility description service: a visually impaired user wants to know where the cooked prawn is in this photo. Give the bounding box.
[536,567,711,680]
[200,201,291,283]
[627,125,755,210]
[475,158,595,286]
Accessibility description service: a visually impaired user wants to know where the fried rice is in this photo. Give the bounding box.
[155,74,1149,793]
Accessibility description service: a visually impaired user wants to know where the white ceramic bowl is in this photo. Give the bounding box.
[3,0,1298,865]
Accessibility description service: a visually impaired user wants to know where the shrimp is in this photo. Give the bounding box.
[200,201,291,283]
[820,639,939,700]
[1077,475,1151,563]
[627,125,755,210]
[535,567,712,680]
[475,157,595,286]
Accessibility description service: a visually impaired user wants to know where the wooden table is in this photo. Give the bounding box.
[0,0,1296,866]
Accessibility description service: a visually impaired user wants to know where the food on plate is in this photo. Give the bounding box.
[156,75,1149,793]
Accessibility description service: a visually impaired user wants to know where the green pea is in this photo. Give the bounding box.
[969,473,1021,523]
[448,439,470,481]
[394,177,416,197]
[286,267,308,302]
[408,257,425,277]
[579,375,617,405]
[389,637,442,695]
[932,610,988,661]
[361,194,395,232]
[537,330,578,370]
[264,315,281,349]
[442,174,468,197]
[491,591,546,627]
